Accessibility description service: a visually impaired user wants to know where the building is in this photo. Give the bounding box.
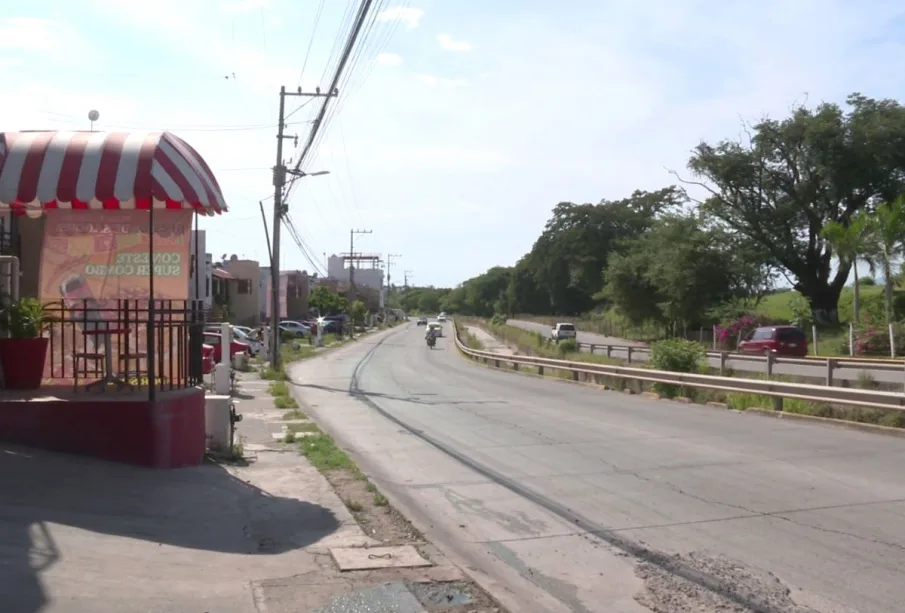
[259,267,310,321]
[327,253,384,291]
[221,255,260,327]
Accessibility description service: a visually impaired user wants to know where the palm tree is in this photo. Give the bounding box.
[821,212,874,324]
[865,196,905,325]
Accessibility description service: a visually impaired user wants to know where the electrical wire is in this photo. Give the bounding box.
[297,0,327,88]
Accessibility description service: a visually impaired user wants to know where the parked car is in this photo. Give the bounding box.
[551,322,577,342]
[201,343,215,374]
[231,327,263,356]
[416,317,428,326]
[737,325,808,357]
[203,332,251,358]
[322,316,346,334]
[279,321,311,338]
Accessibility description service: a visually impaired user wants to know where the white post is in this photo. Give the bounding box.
[219,322,231,364]
[811,325,818,356]
[712,324,717,350]
[849,322,854,357]
[316,318,324,348]
[889,323,895,358]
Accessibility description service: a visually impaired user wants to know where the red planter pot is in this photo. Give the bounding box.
[0,337,49,390]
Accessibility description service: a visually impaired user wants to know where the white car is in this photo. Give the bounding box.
[551,322,577,342]
[437,313,447,322]
[232,327,263,356]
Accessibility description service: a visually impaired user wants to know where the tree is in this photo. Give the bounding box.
[417,291,441,314]
[309,286,347,316]
[349,300,368,326]
[513,187,683,314]
[865,196,905,324]
[602,213,738,331]
[685,94,905,322]
[820,212,874,324]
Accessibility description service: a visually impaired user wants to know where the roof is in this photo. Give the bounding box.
[0,131,227,215]
[212,268,234,279]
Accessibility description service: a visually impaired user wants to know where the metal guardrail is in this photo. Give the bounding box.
[453,321,905,413]
[571,341,905,370]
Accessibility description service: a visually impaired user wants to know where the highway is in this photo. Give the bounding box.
[508,319,905,385]
[289,322,905,613]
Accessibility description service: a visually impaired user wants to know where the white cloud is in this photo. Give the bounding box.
[375,7,424,30]
[376,52,403,67]
[417,74,467,89]
[437,34,472,52]
[0,17,97,66]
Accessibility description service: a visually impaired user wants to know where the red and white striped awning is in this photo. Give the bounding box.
[0,131,228,216]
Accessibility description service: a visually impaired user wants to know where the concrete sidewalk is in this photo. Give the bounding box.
[0,358,477,613]
[466,325,515,355]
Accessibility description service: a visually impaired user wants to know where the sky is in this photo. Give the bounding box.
[2,0,905,288]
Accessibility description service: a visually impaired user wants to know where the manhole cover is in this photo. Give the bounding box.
[330,545,433,571]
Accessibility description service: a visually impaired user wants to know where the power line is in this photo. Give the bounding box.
[287,0,377,188]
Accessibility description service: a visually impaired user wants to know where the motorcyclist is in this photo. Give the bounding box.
[425,325,439,342]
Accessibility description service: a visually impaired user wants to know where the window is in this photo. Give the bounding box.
[205,276,210,298]
[752,328,772,340]
[237,279,253,294]
[777,328,806,342]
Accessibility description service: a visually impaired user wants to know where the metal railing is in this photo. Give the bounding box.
[44,299,205,397]
[453,321,905,413]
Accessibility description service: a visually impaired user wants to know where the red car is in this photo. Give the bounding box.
[202,343,215,374]
[203,333,251,359]
[738,325,808,357]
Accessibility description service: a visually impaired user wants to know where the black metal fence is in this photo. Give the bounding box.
[43,299,205,397]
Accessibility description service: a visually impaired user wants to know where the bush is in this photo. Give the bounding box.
[649,339,705,398]
[846,316,905,356]
[556,339,579,356]
[490,314,507,326]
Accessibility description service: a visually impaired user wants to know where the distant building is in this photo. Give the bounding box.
[222,256,260,326]
[327,253,384,291]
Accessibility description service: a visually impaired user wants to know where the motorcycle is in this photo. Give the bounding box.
[426,335,436,349]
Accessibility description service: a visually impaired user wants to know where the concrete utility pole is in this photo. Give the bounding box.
[270,85,336,370]
[385,253,401,318]
[347,228,372,301]
[403,269,413,288]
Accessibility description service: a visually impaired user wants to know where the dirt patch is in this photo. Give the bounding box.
[326,470,422,544]
[635,551,818,613]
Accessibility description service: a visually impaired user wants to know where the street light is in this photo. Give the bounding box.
[287,169,330,178]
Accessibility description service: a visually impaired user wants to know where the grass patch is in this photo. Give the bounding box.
[345,500,363,512]
[282,408,308,420]
[299,433,362,475]
[372,492,389,507]
[260,367,288,380]
[274,395,299,409]
[268,381,290,396]
[286,422,320,434]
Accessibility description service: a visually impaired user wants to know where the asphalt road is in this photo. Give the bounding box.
[508,319,905,385]
[290,322,905,613]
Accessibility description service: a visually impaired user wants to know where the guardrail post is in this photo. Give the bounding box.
[513,361,519,371]
[773,396,783,412]
[538,365,544,376]
[719,352,727,375]
[766,352,774,378]
[494,359,500,368]
[572,369,579,381]
[627,347,633,364]
[606,345,612,358]
[589,344,595,354]
[826,359,835,387]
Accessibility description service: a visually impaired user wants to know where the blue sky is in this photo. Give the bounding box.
[2,0,905,287]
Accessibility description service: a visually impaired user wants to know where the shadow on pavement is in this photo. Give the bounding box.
[0,444,340,613]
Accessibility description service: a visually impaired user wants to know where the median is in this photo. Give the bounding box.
[457,317,905,432]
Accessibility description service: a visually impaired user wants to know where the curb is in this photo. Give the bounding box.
[743,407,905,439]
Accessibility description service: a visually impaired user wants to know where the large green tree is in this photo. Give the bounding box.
[309,286,348,316]
[510,187,683,315]
[685,94,905,322]
[602,213,744,331]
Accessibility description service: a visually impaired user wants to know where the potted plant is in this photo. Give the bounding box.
[0,296,53,390]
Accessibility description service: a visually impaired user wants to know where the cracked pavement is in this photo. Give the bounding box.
[289,322,905,613]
